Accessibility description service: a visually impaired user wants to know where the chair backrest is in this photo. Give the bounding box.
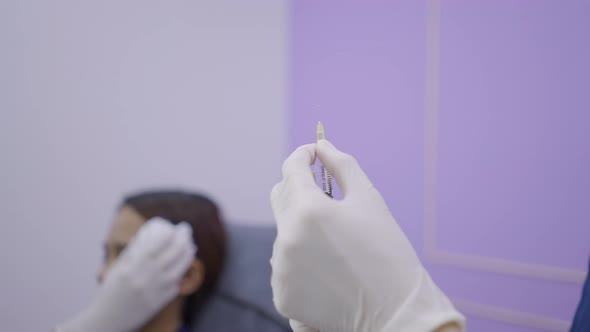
[190,223,290,332]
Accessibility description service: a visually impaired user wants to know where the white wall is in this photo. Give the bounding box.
[0,1,287,330]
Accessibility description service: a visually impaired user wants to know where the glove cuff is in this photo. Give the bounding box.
[381,269,465,332]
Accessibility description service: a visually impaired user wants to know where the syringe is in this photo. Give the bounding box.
[316,121,333,198]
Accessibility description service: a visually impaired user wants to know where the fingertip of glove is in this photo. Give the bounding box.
[176,222,197,252]
[316,139,336,153]
[176,221,192,234]
[270,182,283,204]
[147,217,173,230]
[141,217,175,239]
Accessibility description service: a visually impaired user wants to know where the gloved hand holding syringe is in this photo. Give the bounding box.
[270,122,465,332]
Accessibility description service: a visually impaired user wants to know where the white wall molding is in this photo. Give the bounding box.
[452,298,571,332]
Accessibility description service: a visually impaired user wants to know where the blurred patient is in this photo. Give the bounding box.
[100,190,226,332]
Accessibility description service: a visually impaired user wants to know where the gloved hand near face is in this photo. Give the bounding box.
[270,140,465,332]
[57,218,196,332]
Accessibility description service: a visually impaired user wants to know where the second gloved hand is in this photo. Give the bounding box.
[270,140,464,332]
[57,218,196,332]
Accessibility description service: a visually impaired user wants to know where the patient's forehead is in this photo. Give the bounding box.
[107,206,146,245]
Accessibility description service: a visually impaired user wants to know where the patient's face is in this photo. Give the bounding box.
[98,206,145,282]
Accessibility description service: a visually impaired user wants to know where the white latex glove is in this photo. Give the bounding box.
[270,140,465,332]
[56,217,196,332]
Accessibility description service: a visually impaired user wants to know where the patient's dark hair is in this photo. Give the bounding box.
[121,190,226,327]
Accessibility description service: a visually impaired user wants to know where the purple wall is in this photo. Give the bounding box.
[290,1,590,331]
